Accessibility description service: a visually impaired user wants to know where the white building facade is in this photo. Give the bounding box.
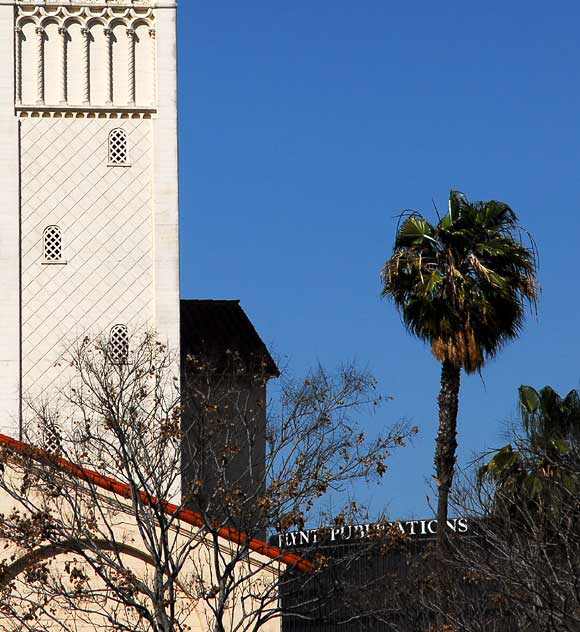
[0,0,180,437]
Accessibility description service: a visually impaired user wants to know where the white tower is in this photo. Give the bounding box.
[0,0,180,438]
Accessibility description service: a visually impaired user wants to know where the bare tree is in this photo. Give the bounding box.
[440,458,580,630]
[419,385,580,632]
[290,397,580,632]
[0,332,414,632]
[376,467,580,631]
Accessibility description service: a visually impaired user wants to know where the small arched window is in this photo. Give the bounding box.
[108,128,129,166]
[109,324,129,364]
[43,225,64,263]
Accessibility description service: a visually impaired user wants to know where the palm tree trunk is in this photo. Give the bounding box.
[435,359,461,553]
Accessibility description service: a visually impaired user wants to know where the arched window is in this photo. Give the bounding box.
[108,128,129,166]
[109,324,129,364]
[43,225,63,263]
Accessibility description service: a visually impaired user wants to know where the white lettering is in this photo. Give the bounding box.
[274,517,470,549]
[406,520,417,535]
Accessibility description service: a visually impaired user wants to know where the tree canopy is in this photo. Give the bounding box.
[381,190,538,373]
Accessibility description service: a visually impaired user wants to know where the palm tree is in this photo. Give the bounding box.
[480,385,580,519]
[381,190,538,551]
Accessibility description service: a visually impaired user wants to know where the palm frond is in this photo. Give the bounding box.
[381,191,539,373]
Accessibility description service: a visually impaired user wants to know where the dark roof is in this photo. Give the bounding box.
[180,300,279,377]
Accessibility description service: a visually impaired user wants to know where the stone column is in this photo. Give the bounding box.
[81,27,90,104]
[58,26,67,104]
[104,28,113,105]
[149,28,156,106]
[35,26,45,105]
[0,1,23,439]
[127,28,135,106]
[14,26,22,105]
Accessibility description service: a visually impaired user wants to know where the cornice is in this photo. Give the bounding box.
[16,106,157,118]
[15,4,157,27]
[3,1,177,7]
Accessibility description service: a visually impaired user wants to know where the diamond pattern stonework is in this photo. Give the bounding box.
[21,118,154,400]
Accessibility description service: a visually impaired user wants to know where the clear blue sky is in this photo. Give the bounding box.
[177,1,580,520]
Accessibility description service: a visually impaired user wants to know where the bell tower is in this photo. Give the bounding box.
[0,0,180,437]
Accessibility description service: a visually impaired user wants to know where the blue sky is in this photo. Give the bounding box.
[177,1,580,519]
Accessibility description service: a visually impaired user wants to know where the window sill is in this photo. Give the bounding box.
[107,163,132,168]
[42,260,68,266]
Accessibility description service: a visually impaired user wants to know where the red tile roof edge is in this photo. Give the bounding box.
[0,433,314,574]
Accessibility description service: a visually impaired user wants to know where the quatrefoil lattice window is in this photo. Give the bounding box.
[108,129,129,166]
[109,325,129,364]
[43,225,63,262]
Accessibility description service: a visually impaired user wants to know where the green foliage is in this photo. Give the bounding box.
[480,385,580,514]
[381,190,538,373]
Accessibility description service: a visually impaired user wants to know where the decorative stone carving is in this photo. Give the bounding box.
[14,27,22,105]
[103,28,113,105]
[58,27,67,104]
[35,27,45,105]
[81,27,90,104]
[19,1,152,5]
[16,6,156,110]
[127,29,136,106]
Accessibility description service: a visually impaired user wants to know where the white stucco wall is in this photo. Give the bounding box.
[21,117,155,399]
[0,0,181,435]
[152,5,180,352]
[0,456,282,632]
[0,6,22,438]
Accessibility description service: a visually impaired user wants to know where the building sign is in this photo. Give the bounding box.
[272,518,470,549]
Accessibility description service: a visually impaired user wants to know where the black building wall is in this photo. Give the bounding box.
[278,538,438,632]
[274,521,488,632]
[179,300,278,524]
